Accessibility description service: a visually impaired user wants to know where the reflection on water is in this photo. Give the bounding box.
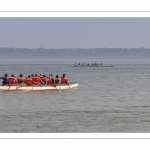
[0,61,150,132]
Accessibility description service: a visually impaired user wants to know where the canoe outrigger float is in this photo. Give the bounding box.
[0,81,78,91]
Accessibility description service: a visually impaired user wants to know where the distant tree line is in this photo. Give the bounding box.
[0,47,150,59]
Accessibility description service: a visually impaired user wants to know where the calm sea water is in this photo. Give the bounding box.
[0,60,150,132]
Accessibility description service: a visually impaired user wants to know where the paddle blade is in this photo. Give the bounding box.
[50,84,56,87]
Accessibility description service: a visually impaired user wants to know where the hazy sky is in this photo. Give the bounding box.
[0,18,150,49]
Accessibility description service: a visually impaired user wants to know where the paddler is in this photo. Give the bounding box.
[31,74,35,78]
[41,75,47,84]
[61,74,69,84]
[47,74,54,84]
[55,75,60,84]
[25,75,33,85]
[32,74,41,84]
[17,74,25,84]
[0,73,9,85]
[8,74,17,84]
[38,73,43,79]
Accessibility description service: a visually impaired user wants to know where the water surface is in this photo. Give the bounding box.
[0,60,150,132]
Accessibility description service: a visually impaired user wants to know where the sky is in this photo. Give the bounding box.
[0,18,150,49]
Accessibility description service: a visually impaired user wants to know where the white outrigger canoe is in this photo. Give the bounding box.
[0,81,78,91]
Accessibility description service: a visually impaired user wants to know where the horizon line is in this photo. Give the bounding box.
[0,47,150,49]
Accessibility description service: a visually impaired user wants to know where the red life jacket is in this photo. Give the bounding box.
[9,77,16,84]
[32,77,40,84]
[47,78,54,84]
[26,78,32,85]
[61,77,68,83]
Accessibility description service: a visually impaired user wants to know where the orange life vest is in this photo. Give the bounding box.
[61,77,68,83]
[9,77,16,84]
[55,77,60,81]
[17,77,24,83]
[32,77,40,84]
[41,77,47,81]
[26,78,32,85]
[17,77,24,81]
[41,77,47,83]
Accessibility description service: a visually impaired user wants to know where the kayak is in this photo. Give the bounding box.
[0,81,78,91]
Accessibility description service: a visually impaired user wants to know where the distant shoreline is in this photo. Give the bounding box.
[1,47,150,59]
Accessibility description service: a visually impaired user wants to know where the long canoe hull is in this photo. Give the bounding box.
[72,65,113,67]
[0,81,78,91]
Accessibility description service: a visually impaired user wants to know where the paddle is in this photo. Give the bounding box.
[50,84,56,87]
[33,79,56,88]
[8,84,11,90]
[66,82,70,89]
[68,83,70,89]
[8,79,16,90]
[48,78,56,87]
[16,82,24,89]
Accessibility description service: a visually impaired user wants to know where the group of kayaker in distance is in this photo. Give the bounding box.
[74,63,103,66]
[0,73,69,86]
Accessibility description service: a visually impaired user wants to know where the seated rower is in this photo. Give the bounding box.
[41,75,47,84]
[17,74,24,84]
[55,75,60,84]
[8,74,17,85]
[61,74,69,84]
[0,73,9,85]
[32,74,41,84]
[25,75,33,85]
[31,74,35,78]
[38,73,43,79]
[47,74,54,84]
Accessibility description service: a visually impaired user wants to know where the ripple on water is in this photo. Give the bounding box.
[0,63,150,132]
